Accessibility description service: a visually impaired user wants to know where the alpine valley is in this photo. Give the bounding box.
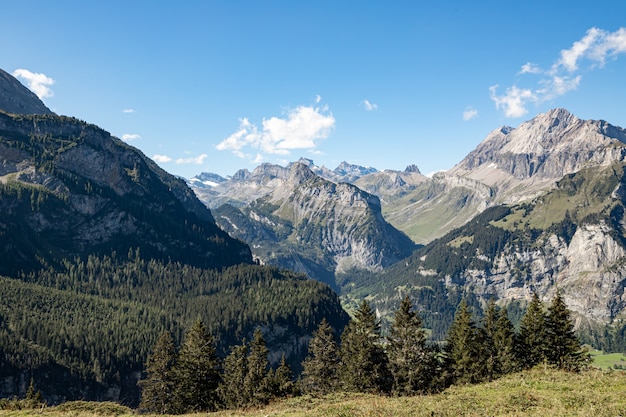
[190,108,626,345]
[4,61,626,408]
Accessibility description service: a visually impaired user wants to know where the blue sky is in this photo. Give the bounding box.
[2,1,626,178]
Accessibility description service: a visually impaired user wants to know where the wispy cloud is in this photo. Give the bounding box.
[463,107,479,121]
[122,133,141,142]
[176,154,208,165]
[518,62,542,75]
[217,100,335,161]
[152,154,172,163]
[12,69,55,99]
[490,27,626,118]
[123,108,135,113]
[362,99,378,111]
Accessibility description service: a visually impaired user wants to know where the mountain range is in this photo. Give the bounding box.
[5,61,626,404]
[189,108,626,347]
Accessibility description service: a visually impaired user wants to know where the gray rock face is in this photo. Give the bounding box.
[453,108,626,189]
[210,162,416,286]
[0,68,54,115]
[0,111,251,275]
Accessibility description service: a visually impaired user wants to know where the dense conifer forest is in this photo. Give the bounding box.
[0,253,348,404]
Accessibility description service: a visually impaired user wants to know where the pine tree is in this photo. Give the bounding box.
[174,320,221,412]
[138,331,177,414]
[387,295,435,395]
[444,300,487,384]
[481,300,500,380]
[545,290,588,371]
[266,353,295,398]
[25,377,44,408]
[493,304,518,375]
[219,340,249,409]
[517,292,547,369]
[301,318,340,395]
[244,328,271,405]
[481,300,518,379]
[339,300,391,393]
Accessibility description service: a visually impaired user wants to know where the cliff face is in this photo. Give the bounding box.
[0,111,252,275]
[212,162,416,288]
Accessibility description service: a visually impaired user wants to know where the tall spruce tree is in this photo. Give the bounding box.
[482,300,518,379]
[481,300,500,380]
[266,353,295,398]
[339,300,391,393]
[219,340,249,409]
[517,292,547,369]
[244,328,271,405]
[174,320,222,412]
[545,290,588,371]
[387,295,435,395]
[444,300,487,384]
[301,318,340,395]
[493,304,518,375]
[138,331,178,414]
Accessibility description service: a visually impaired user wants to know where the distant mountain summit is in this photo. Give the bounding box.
[206,162,416,288]
[451,108,626,200]
[0,68,54,115]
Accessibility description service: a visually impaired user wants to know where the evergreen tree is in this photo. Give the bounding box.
[174,320,221,412]
[244,328,271,405]
[339,300,391,393]
[387,295,435,395]
[301,318,340,395]
[219,340,249,409]
[444,300,487,384]
[25,377,44,408]
[517,292,547,369]
[493,304,518,375]
[266,353,295,398]
[545,290,588,371]
[480,300,500,380]
[138,331,177,414]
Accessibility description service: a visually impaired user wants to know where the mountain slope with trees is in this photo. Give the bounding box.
[0,69,350,405]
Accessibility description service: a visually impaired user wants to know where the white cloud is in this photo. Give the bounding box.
[122,133,141,142]
[12,68,55,99]
[462,107,479,121]
[489,85,536,118]
[491,27,626,118]
[315,94,322,104]
[217,103,335,160]
[362,99,378,111]
[519,62,542,74]
[176,154,208,165]
[152,154,172,163]
[554,27,626,72]
[123,108,136,113]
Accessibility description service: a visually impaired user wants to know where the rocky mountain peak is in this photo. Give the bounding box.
[288,162,317,184]
[404,164,421,174]
[453,108,626,187]
[0,68,54,115]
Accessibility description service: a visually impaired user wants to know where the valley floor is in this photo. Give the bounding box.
[3,367,626,417]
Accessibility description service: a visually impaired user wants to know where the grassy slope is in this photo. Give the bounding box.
[4,368,626,417]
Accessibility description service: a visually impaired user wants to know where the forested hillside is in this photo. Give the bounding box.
[0,71,350,406]
[0,254,349,404]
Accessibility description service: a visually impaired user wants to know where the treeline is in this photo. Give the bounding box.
[139,291,588,413]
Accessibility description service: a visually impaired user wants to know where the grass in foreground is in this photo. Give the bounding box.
[3,367,626,417]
